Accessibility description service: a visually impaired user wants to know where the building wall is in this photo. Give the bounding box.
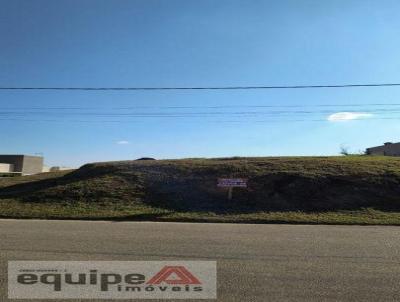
[0,155,43,175]
[366,143,400,156]
[0,155,24,172]
[0,163,13,173]
[21,156,44,175]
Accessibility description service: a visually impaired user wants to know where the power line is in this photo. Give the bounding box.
[0,116,399,123]
[4,103,400,110]
[2,82,400,91]
[1,108,400,117]
[1,102,400,122]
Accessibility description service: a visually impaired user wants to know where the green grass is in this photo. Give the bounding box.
[1,156,400,225]
[0,199,399,225]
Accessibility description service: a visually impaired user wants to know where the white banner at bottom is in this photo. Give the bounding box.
[8,261,217,299]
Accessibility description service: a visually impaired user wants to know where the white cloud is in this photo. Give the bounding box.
[327,112,373,122]
[116,140,130,145]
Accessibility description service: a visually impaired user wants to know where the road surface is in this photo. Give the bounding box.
[0,219,399,301]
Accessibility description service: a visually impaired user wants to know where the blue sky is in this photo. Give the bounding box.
[1,0,400,167]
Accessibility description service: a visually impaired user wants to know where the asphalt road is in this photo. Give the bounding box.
[0,220,399,301]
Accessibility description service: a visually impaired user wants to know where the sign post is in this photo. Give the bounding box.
[228,187,233,200]
[217,178,248,200]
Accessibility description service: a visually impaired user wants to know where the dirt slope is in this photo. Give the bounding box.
[1,156,400,213]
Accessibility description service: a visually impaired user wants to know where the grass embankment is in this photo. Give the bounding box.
[1,156,400,225]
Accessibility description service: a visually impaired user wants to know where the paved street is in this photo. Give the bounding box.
[0,219,399,301]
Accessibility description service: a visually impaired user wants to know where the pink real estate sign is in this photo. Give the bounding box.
[217,178,248,188]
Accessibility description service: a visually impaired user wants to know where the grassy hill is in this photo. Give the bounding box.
[1,156,400,224]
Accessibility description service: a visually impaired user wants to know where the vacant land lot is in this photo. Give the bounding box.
[1,156,400,224]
